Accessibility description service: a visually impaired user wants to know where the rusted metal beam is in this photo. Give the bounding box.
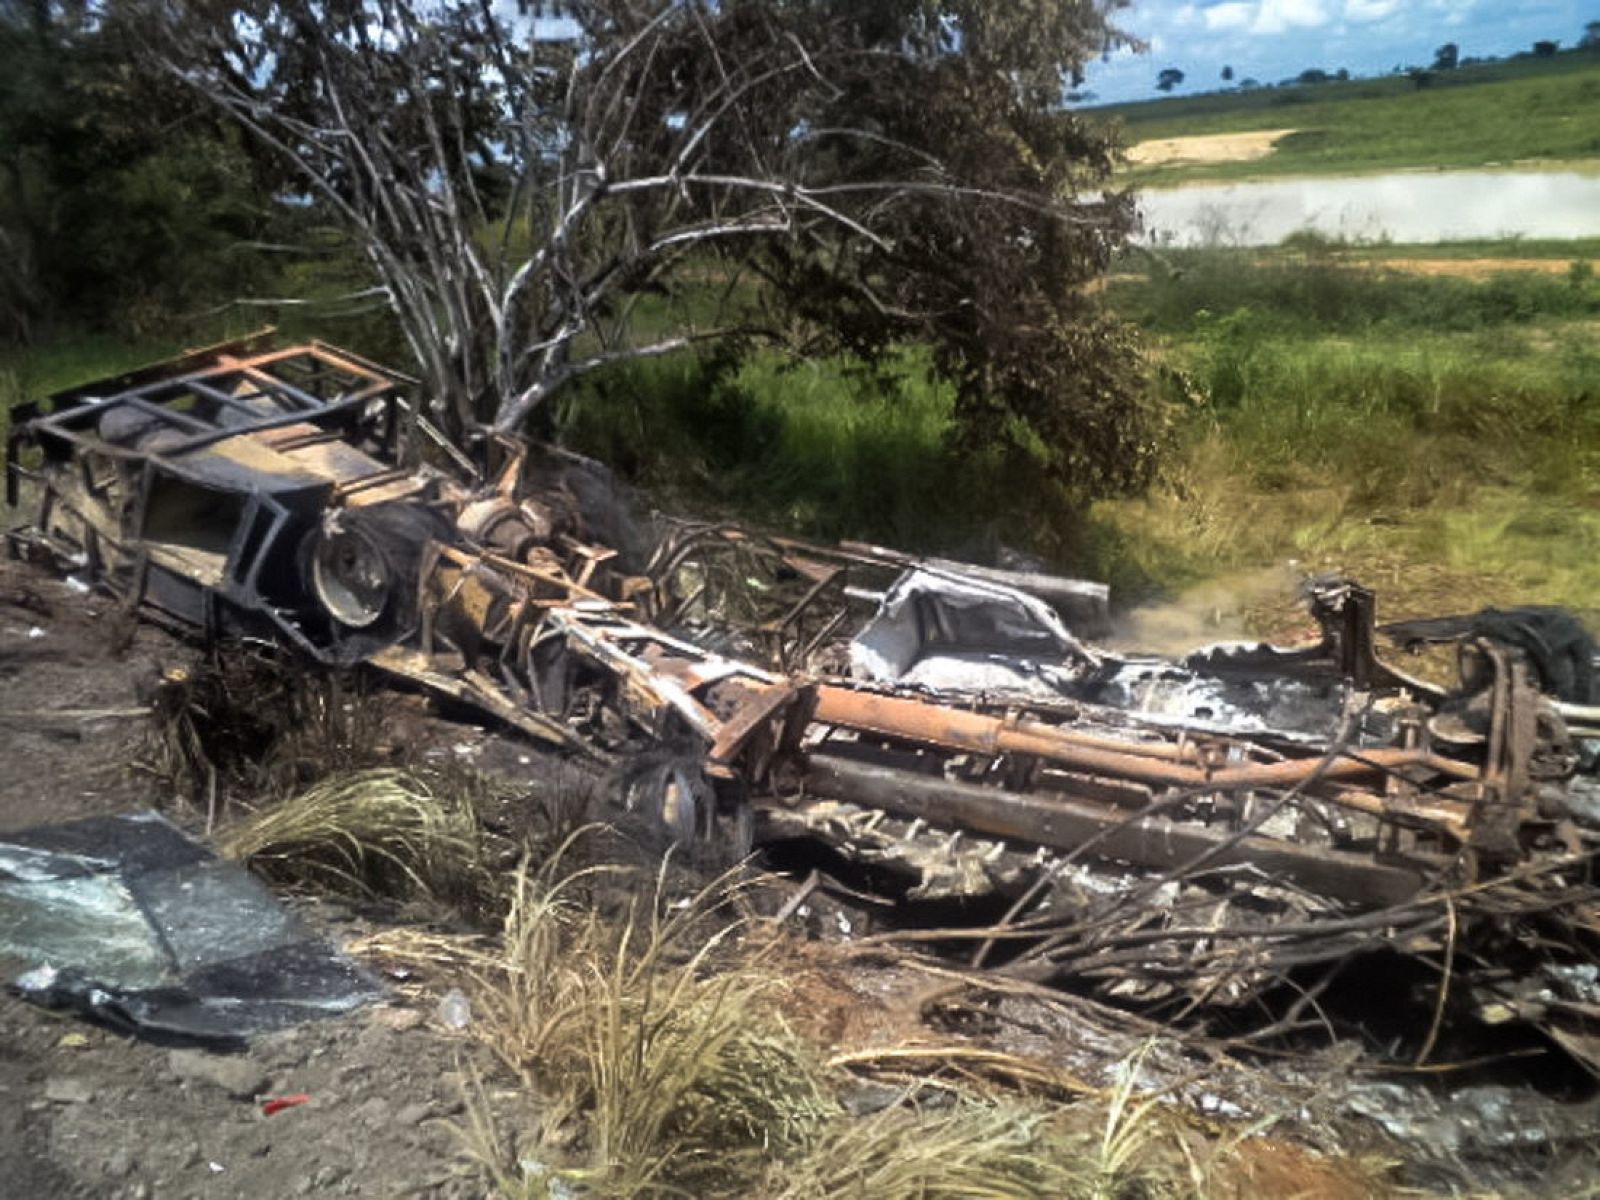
[802,755,1437,908]
[708,681,803,766]
[812,686,1479,794]
[368,645,600,757]
[1473,644,1542,856]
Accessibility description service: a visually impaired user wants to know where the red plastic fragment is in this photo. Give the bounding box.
[262,1093,312,1116]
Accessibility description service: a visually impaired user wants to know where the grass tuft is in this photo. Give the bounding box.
[464,848,833,1197]
[222,767,487,905]
[1087,1043,1168,1200]
[765,1100,1075,1200]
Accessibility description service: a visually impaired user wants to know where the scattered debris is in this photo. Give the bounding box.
[0,811,381,1045]
[436,987,472,1031]
[369,1006,426,1034]
[262,1093,313,1117]
[7,337,1600,1081]
[43,1076,94,1105]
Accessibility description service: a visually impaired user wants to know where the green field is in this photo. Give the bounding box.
[1334,237,1600,262]
[1098,52,1600,184]
[552,240,1600,624]
[1091,243,1600,617]
[566,242,1600,624]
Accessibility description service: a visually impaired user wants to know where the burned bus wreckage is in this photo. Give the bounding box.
[7,338,1600,1072]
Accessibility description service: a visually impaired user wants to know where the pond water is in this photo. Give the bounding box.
[1137,168,1600,247]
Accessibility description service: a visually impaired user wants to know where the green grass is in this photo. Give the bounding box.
[2,332,172,443]
[1331,236,1600,262]
[1091,250,1600,618]
[559,254,1600,617]
[1114,244,1600,335]
[1095,52,1600,184]
[1153,324,1600,507]
[0,246,411,445]
[556,348,1033,556]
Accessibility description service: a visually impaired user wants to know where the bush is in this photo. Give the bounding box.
[556,349,1070,557]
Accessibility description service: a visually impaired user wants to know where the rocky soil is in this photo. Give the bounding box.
[0,988,485,1199]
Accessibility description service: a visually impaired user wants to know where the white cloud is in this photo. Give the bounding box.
[1204,2,1256,31]
[1342,0,1402,21]
[1192,0,1334,36]
[1250,0,1332,35]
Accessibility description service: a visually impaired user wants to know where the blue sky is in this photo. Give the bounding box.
[1083,0,1594,102]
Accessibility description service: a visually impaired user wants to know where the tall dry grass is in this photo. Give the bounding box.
[462,846,831,1196]
[222,767,489,907]
[453,847,1237,1200]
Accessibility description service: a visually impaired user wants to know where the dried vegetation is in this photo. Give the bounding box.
[459,849,831,1196]
[134,646,391,814]
[111,648,1416,1198]
[221,768,488,907]
[129,645,516,916]
[446,845,1316,1200]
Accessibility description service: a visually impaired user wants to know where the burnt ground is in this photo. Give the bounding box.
[4,553,1600,1199]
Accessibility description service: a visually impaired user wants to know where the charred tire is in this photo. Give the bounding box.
[615,750,754,860]
[620,755,716,847]
[302,501,456,641]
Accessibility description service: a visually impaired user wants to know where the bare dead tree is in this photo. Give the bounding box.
[154,0,1152,496]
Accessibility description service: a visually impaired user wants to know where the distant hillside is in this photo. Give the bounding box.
[1089,52,1600,184]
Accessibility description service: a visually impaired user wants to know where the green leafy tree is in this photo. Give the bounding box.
[0,1,280,342]
[154,0,1163,506]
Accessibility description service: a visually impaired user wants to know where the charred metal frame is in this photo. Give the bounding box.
[6,340,1590,937]
[7,337,417,658]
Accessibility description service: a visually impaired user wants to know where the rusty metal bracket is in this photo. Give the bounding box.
[1472,642,1542,857]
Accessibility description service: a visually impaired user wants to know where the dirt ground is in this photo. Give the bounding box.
[1124,129,1299,168]
[1370,256,1594,278]
[0,559,507,1199]
[0,988,484,1199]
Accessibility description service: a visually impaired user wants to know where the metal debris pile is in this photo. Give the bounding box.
[7,338,1599,1074]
